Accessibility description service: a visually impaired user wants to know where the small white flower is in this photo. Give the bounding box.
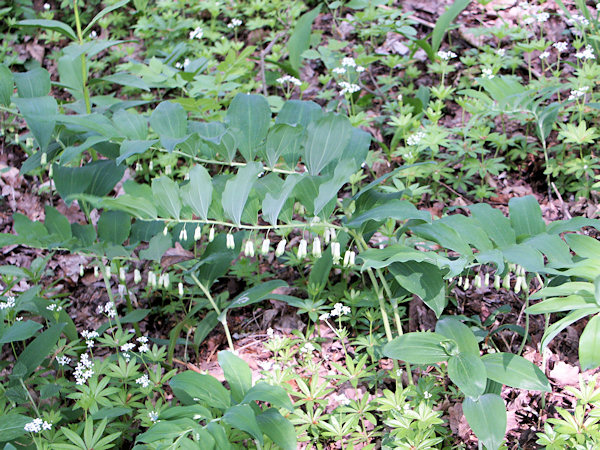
[137,336,149,344]
[463,277,470,290]
[136,374,151,388]
[494,275,501,290]
[57,356,71,366]
[179,226,188,241]
[331,242,341,264]
[437,50,457,60]
[423,390,432,399]
[227,18,242,28]
[341,57,356,67]
[260,238,270,255]
[163,225,169,236]
[121,342,135,352]
[266,327,274,337]
[539,51,550,60]
[275,239,286,257]
[15,316,23,321]
[481,67,494,79]
[332,67,347,75]
[178,282,184,297]
[553,42,568,53]
[193,225,202,241]
[104,302,116,318]
[406,131,425,146]
[90,30,97,39]
[319,312,330,321]
[496,48,506,57]
[536,12,550,23]
[339,81,360,95]
[81,330,99,339]
[312,237,322,258]
[86,339,95,349]
[575,44,595,60]
[134,269,142,284]
[43,3,50,10]
[523,16,535,25]
[138,343,150,353]
[244,240,255,257]
[276,74,302,86]
[297,239,308,259]
[79,264,84,277]
[0,296,15,310]
[93,266,99,278]
[24,418,51,433]
[300,342,315,354]
[189,26,203,40]
[226,233,235,249]
[502,273,511,290]
[208,227,215,242]
[568,86,589,101]
[343,250,355,267]
[148,411,159,422]
[567,14,590,27]
[148,271,157,288]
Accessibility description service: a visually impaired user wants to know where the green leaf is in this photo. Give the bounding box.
[44,206,72,242]
[0,64,13,106]
[227,93,271,161]
[526,294,596,314]
[0,414,31,441]
[91,406,132,420]
[276,99,322,128]
[100,195,157,220]
[411,221,473,257]
[223,404,264,445]
[432,0,470,52]
[169,371,230,410]
[508,195,546,238]
[262,174,302,226]
[0,320,42,344]
[580,313,600,371]
[85,160,126,197]
[345,199,431,228]
[435,317,479,356]
[227,280,287,310]
[502,244,545,273]
[102,72,150,91]
[242,382,294,411]
[222,162,262,225]
[389,261,447,317]
[565,233,600,259]
[383,332,450,365]
[117,140,156,165]
[17,19,77,41]
[463,394,506,450]
[181,165,212,221]
[13,96,57,152]
[113,109,149,140]
[139,233,172,261]
[83,0,130,36]
[256,408,296,450]
[448,353,487,399]
[152,176,181,219]
[304,113,352,175]
[314,159,355,215]
[469,203,516,249]
[288,6,321,73]
[541,308,596,350]
[265,124,304,168]
[97,210,131,245]
[14,68,51,98]
[481,353,551,391]
[60,135,107,165]
[150,101,188,152]
[218,351,252,403]
[15,322,65,379]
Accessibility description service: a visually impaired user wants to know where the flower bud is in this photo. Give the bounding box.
[458,276,463,287]
[208,227,215,242]
[226,233,235,249]
[178,282,184,297]
[41,152,47,165]
[514,276,522,294]
[463,277,470,290]
[261,238,270,255]
[163,273,170,289]
[135,162,142,172]
[331,242,341,264]
[134,269,142,284]
[94,266,99,278]
[502,273,511,290]
[105,266,111,279]
[520,275,528,293]
[343,250,356,267]
[79,264,84,277]
[119,267,126,283]
[149,161,153,171]
[474,274,481,289]
[194,225,202,241]
[324,229,331,244]
[48,165,53,177]
[163,225,168,236]
[349,251,355,266]
[148,271,156,288]
[275,239,286,257]
[330,228,336,241]
[244,240,255,257]
[298,239,308,258]
[312,237,322,258]
[493,275,500,290]
[165,165,172,175]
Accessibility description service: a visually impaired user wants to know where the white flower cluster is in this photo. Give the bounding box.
[43,3,50,10]
[342,57,356,67]
[455,264,529,294]
[481,67,494,79]
[46,303,63,312]
[575,44,595,60]
[299,342,315,354]
[539,51,549,60]
[136,374,152,388]
[553,42,568,53]
[343,250,356,267]
[97,301,116,318]
[81,330,99,349]
[0,296,15,310]
[226,233,235,249]
[57,355,71,366]
[189,27,203,40]
[536,12,550,23]
[333,393,351,406]
[339,81,360,95]
[568,86,589,101]
[74,353,94,385]
[24,418,52,433]
[227,18,242,28]
[276,74,302,86]
[320,302,351,321]
[567,14,590,27]
[437,50,457,60]
[148,411,159,423]
[497,48,506,57]
[406,131,425,146]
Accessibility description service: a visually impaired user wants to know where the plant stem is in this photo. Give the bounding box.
[190,273,234,350]
[168,150,297,175]
[72,0,92,116]
[517,281,530,357]
[160,217,343,231]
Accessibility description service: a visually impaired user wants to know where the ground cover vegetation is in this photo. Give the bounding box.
[1,0,600,448]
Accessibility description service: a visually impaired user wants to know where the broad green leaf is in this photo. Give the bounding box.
[101,195,157,220]
[265,124,304,168]
[91,407,132,421]
[340,127,371,171]
[0,321,42,344]
[432,0,470,52]
[13,213,48,242]
[97,210,131,245]
[276,99,322,128]
[383,332,450,365]
[139,233,172,262]
[435,317,479,356]
[541,308,597,350]
[411,221,473,257]
[102,72,150,91]
[463,394,506,450]
[530,282,594,300]
[150,101,188,152]
[288,6,321,73]
[83,0,130,36]
[152,176,181,219]
[181,165,212,220]
[440,214,493,251]
[136,418,202,443]
[112,109,149,140]
[525,233,572,265]
[44,206,72,242]
[222,162,262,225]
[227,280,287,310]
[58,114,119,139]
[13,96,57,152]
[242,382,294,411]
[223,404,263,445]
[58,54,84,97]
[469,203,515,249]
[294,175,325,216]
[580,314,600,371]
[509,195,546,238]
[169,371,230,410]
[262,174,302,226]
[390,261,447,317]
[0,414,31,441]
[227,93,271,161]
[85,160,126,197]
[308,247,333,292]
[314,159,355,215]
[256,408,296,450]
[17,19,77,41]
[448,353,487,399]
[14,68,51,98]
[60,135,108,165]
[481,353,551,392]
[526,295,596,314]
[502,244,544,273]
[0,64,13,106]
[346,199,431,228]
[565,233,600,259]
[547,216,600,234]
[218,351,252,403]
[52,164,92,206]
[117,140,157,165]
[304,113,352,175]
[15,322,65,379]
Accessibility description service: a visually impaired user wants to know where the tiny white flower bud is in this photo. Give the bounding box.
[330,228,336,241]
[520,275,528,293]
[312,237,322,258]
[343,250,356,267]
[226,233,235,249]
[508,263,516,272]
[94,266,99,278]
[178,282,184,296]
[148,271,156,288]
[48,165,53,177]
[458,276,463,287]
[324,229,331,244]
[514,276,522,294]
[119,267,126,283]
[179,227,187,241]
[298,239,308,258]
[463,277,470,290]
[275,239,286,257]
[134,269,142,284]
[163,272,170,288]
[135,162,142,172]
[165,165,172,175]
[244,240,255,257]
[149,161,153,171]
[163,225,168,236]
[474,274,481,289]
[349,251,355,266]
[158,274,164,289]
[494,275,501,290]
[194,225,202,241]
[79,264,84,277]
[484,273,490,287]
[208,227,215,242]
[261,238,270,255]
[331,242,341,264]
[502,273,511,290]
[41,152,47,165]
[105,266,111,279]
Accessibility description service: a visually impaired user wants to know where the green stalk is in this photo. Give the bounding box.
[72,0,92,116]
